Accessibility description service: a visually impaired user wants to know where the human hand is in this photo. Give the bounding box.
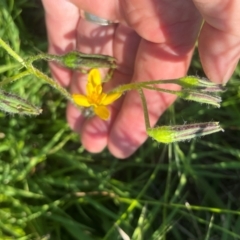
[42,0,240,158]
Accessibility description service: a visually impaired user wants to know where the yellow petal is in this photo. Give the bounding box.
[86,82,94,96]
[94,106,110,120]
[87,82,102,96]
[72,94,91,107]
[87,69,102,96]
[88,69,102,86]
[101,92,122,105]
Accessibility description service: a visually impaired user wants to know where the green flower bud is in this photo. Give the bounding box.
[147,122,223,144]
[58,51,117,71]
[0,91,42,115]
[178,76,223,89]
[177,91,221,107]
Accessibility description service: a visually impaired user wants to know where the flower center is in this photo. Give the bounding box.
[88,93,103,105]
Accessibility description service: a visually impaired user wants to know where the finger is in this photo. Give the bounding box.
[193,0,240,83]
[108,17,202,159]
[78,25,140,153]
[120,0,202,43]
[69,0,121,22]
[67,18,117,153]
[42,0,79,86]
[70,0,202,44]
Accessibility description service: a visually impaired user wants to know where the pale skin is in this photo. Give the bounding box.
[42,0,240,159]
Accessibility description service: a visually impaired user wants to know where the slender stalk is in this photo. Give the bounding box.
[110,82,140,93]
[138,88,151,129]
[0,38,25,66]
[0,70,30,87]
[141,85,180,96]
[30,66,73,102]
[26,53,62,64]
[162,144,173,240]
[109,79,178,95]
[0,38,73,103]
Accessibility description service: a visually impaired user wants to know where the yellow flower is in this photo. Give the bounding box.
[72,68,122,120]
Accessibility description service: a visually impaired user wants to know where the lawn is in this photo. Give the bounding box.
[1,1,240,239]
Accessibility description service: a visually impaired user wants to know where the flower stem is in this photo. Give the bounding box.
[30,66,73,102]
[109,79,177,94]
[26,53,62,64]
[0,38,25,66]
[138,88,151,129]
[0,70,30,87]
[0,38,73,103]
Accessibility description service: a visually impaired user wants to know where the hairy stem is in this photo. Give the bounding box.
[138,88,151,130]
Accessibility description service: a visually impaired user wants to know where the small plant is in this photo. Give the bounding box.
[0,37,224,144]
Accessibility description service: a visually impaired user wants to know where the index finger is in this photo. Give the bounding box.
[42,0,79,86]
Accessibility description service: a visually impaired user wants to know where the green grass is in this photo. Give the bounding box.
[1,1,240,239]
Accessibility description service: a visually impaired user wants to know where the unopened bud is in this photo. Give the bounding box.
[178,91,221,107]
[147,122,223,144]
[178,76,223,90]
[0,91,42,115]
[197,86,225,93]
[58,51,116,70]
